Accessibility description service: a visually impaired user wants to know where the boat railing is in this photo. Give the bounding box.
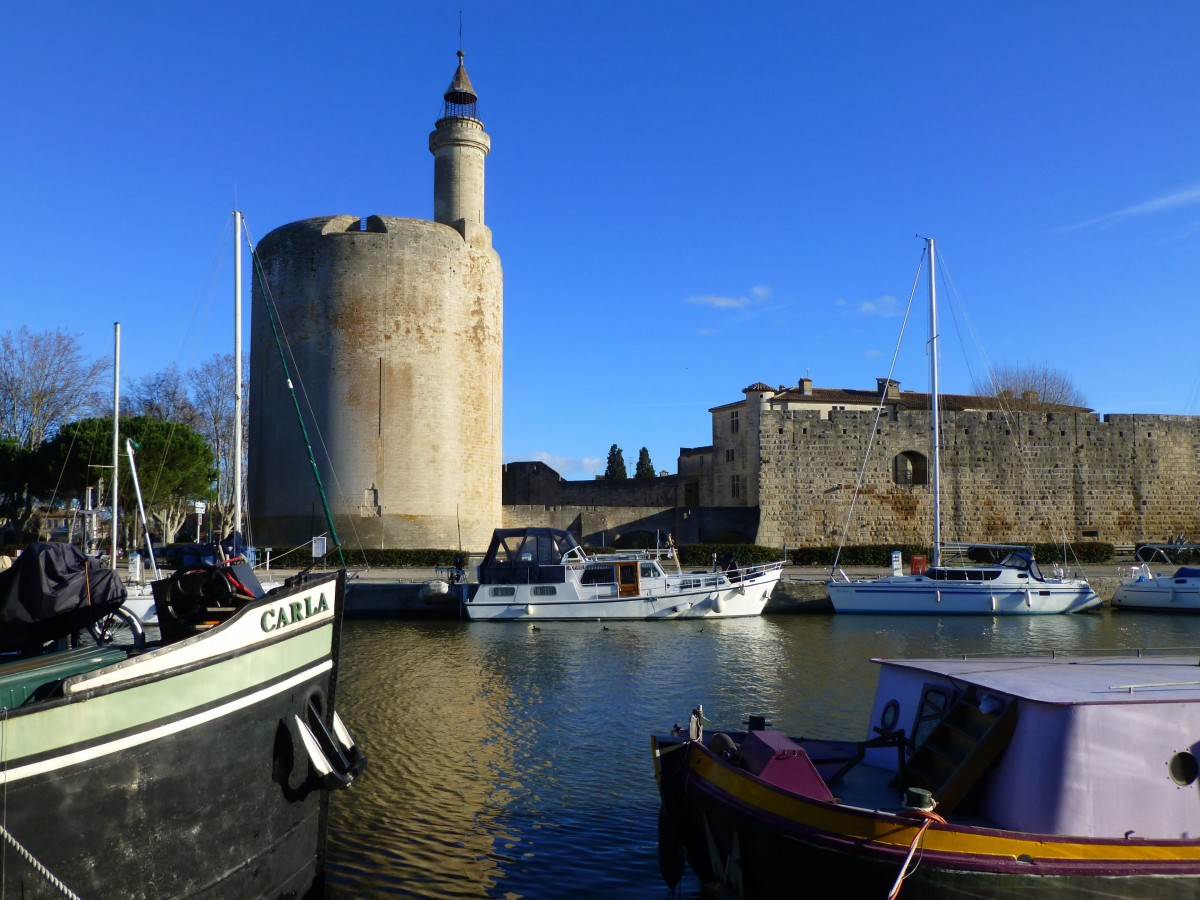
[666,575,725,593]
[722,559,785,583]
[577,547,676,564]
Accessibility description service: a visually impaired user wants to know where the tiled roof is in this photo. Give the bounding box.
[769,386,1090,413]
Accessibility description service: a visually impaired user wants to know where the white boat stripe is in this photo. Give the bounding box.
[0,659,333,785]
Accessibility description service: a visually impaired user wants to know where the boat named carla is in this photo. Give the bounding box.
[0,542,364,898]
[464,527,784,621]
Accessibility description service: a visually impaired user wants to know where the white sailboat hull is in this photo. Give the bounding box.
[828,574,1101,614]
[1112,577,1200,611]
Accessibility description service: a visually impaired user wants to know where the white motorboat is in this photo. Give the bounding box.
[464,527,784,621]
[826,238,1100,615]
[1112,544,1200,611]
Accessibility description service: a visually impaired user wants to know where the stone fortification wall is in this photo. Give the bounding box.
[755,408,1200,548]
[501,504,676,547]
[502,462,677,508]
[249,214,502,552]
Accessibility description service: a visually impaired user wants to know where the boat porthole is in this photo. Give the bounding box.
[1169,751,1200,786]
[880,699,899,732]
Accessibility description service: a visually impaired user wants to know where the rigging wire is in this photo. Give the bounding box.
[933,250,1085,570]
[830,245,926,574]
[242,220,348,569]
[240,219,371,570]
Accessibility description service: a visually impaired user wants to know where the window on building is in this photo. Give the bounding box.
[732,474,741,498]
[730,410,740,434]
[892,451,929,486]
[726,448,735,462]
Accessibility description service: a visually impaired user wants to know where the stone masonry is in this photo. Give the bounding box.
[754,407,1200,548]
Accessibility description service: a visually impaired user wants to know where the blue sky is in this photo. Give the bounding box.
[3,3,1199,480]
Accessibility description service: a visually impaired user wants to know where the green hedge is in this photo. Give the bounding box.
[315,543,788,569]
[309,541,1114,569]
[789,542,1114,567]
[661,543,786,568]
[315,548,468,568]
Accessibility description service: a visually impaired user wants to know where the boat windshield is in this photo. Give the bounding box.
[997,552,1032,572]
[477,528,580,584]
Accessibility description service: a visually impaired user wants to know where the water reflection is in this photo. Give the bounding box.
[326,610,1200,897]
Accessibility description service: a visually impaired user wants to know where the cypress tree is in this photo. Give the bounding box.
[604,444,628,480]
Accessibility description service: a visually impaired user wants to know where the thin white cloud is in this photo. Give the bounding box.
[1059,183,1200,233]
[686,283,774,310]
[687,293,751,309]
[507,451,604,480]
[852,294,902,317]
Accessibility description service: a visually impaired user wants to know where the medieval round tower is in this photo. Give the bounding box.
[248,52,502,552]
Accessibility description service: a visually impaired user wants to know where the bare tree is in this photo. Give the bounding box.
[127,365,202,427]
[975,363,1087,409]
[189,353,244,536]
[0,327,110,449]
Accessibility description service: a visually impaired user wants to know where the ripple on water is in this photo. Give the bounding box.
[327,610,1200,896]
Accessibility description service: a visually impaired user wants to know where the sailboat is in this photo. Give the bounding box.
[121,210,255,626]
[825,238,1101,615]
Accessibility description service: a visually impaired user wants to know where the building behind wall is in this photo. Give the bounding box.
[249,52,503,552]
[684,378,1200,549]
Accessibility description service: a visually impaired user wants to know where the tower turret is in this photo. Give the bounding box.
[429,51,491,242]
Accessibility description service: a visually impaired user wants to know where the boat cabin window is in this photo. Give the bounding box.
[911,685,957,748]
[640,563,662,579]
[489,586,516,597]
[998,552,1031,572]
[478,528,578,585]
[581,565,616,586]
[929,568,1001,582]
[531,585,557,596]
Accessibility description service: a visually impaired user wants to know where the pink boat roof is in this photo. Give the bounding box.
[875,654,1200,705]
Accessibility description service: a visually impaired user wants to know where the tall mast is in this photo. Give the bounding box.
[111,322,121,569]
[234,211,243,543]
[927,238,942,568]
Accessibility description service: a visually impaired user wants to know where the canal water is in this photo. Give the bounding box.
[324,610,1200,897]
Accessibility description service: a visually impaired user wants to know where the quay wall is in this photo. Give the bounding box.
[755,408,1200,548]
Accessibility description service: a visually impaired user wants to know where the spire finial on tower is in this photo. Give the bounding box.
[440,49,478,119]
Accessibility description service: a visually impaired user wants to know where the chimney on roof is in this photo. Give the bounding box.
[798,377,813,396]
[1022,390,1039,403]
[877,378,901,399]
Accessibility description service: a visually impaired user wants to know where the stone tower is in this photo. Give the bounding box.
[247,51,503,552]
